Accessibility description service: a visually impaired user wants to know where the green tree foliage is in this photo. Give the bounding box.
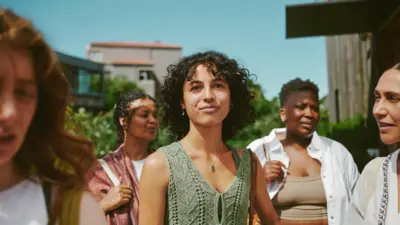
[318,114,374,171]
[66,107,116,157]
[90,75,143,111]
[227,81,283,148]
[316,96,330,135]
[317,97,374,170]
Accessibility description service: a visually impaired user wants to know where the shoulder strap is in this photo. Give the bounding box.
[230,147,241,169]
[41,180,52,217]
[248,149,258,225]
[98,159,120,186]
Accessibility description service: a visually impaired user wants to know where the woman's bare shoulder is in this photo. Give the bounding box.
[144,150,168,171]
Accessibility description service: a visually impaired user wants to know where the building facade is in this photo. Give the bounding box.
[56,51,106,111]
[86,41,182,98]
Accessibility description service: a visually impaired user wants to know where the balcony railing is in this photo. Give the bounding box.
[69,91,104,109]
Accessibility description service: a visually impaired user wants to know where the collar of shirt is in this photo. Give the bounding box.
[259,128,326,170]
[265,128,326,154]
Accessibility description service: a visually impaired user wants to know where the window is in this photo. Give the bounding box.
[63,64,79,91]
[139,71,148,81]
[78,69,90,94]
[139,70,154,81]
[89,51,103,62]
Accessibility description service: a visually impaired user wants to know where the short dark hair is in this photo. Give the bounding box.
[160,50,255,141]
[279,78,319,106]
[113,91,155,146]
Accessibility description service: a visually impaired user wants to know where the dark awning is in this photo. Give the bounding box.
[286,0,400,38]
[56,51,104,72]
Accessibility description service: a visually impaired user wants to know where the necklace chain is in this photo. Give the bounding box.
[184,139,222,173]
[210,148,221,173]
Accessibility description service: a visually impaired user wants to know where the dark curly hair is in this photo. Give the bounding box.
[160,50,255,141]
[113,91,155,146]
[279,78,319,107]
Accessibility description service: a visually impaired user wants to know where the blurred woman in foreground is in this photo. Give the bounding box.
[0,8,107,225]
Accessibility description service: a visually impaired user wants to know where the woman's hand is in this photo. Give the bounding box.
[100,184,132,212]
[264,160,286,185]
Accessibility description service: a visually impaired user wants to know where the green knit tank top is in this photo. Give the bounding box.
[159,142,251,225]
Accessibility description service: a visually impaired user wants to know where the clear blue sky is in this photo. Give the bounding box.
[3,0,327,99]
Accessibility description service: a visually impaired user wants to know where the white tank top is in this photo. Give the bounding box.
[0,179,48,225]
[132,159,145,180]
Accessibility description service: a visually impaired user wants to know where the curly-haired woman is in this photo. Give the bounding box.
[0,8,107,225]
[138,51,280,225]
[86,91,159,225]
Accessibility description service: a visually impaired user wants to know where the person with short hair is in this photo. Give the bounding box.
[247,78,359,225]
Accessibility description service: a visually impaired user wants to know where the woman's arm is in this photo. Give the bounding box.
[79,192,108,225]
[50,185,108,225]
[138,151,169,225]
[253,155,280,225]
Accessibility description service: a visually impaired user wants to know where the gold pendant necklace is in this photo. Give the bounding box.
[211,164,216,173]
[210,150,220,173]
[184,139,221,173]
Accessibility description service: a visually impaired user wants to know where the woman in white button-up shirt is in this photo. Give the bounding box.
[344,64,400,225]
[247,78,359,225]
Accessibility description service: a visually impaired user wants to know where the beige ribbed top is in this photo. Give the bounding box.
[272,175,328,220]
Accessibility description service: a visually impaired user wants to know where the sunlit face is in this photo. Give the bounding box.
[373,69,400,145]
[0,45,38,168]
[120,98,158,142]
[280,90,320,138]
[181,64,230,128]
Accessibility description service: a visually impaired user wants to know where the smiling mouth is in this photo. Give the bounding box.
[378,122,395,129]
[199,106,219,113]
[200,106,218,110]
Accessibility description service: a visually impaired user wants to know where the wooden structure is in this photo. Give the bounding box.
[286,0,400,154]
[56,52,106,111]
[325,33,371,122]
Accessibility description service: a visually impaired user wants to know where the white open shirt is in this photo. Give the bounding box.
[247,128,359,225]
